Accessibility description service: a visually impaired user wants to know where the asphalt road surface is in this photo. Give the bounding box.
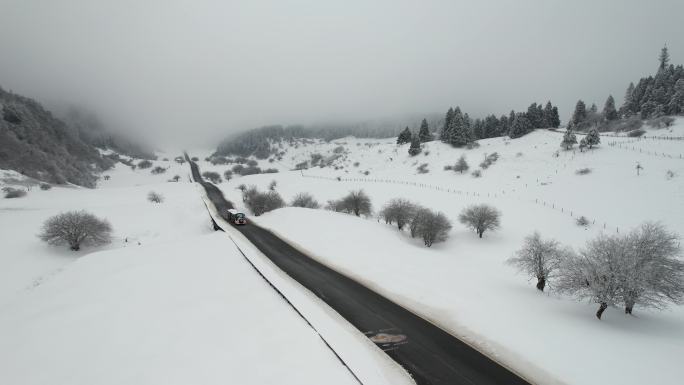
[187,156,532,385]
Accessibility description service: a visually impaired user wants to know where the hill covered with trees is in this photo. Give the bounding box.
[0,86,114,187]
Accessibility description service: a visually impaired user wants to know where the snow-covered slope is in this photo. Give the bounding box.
[209,118,684,385]
[0,155,410,385]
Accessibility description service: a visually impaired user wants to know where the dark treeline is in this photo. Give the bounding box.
[569,46,684,132]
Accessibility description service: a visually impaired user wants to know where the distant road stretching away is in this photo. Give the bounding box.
[187,155,531,385]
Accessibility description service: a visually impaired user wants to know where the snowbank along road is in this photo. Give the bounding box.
[186,156,531,385]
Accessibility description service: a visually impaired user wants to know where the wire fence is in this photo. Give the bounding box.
[606,140,684,159]
[301,172,623,234]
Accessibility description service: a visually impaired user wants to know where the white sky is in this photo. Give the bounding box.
[1,0,682,145]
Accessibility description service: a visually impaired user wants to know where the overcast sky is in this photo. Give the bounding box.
[1,0,682,145]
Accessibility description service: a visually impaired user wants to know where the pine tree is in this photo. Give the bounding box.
[543,101,554,127]
[448,107,470,146]
[561,129,577,150]
[472,119,484,140]
[440,107,454,143]
[659,45,670,71]
[669,79,684,115]
[585,128,600,149]
[418,118,432,142]
[550,106,561,128]
[570,100,587,129]
[499,115,509,135]
[603,95,618,121]
[397,126,412,145]
[590,103,598,114]
[527,103,541,127]
[509,114,531,139]
[408,133,421,156]
[621,82,635,117]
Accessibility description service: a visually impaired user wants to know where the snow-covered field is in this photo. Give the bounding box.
[209,119,684,385]
[0,157,409,385]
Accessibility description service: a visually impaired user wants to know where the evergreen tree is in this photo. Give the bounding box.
[542,101,554,127]
[509,114,532,139]
[472,119,484,140]
[669,79,684,115]
[585,128,600,149]
[440,107,454,143]
[527,103,541,127]
[603,95,618,121]
[448,107,470,146]
[508,110,516,127]
[590,103,598,114]
[550,106,561,128]
[397,126,412,145]
[408,133,421,156]
[561,129,577,150]
[499,115,509,135]
[418,119,433,142]
[621,82,636,117]
[570,100,587,129]
[659,45,670,71]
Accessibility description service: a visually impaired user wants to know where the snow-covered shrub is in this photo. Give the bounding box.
[558,222,684,319]
[363,170,370,175]
[458,204,501,238]
[507,232,569,291]
[210,156,231,165]
[409,207,452,247]
[328,190,372,217]
[666,170,675,180]
[39,183,52,190]
[516,152,523,157]
[263,168,279,174]
[151,166,167,174]
[561,130,577,150]
[247,159,258,167]
[443,165,453,171]
[417,163,429,174]
[627,128,646,137]
[147,191,164,203]
[2,187,27,198]
[38,211,112,251]
[170,175,181,182]
[576,216,590,226]
[333,146,345,154]
[647,116,675,129]
[240,166,262,175]
[291,193,320,209]
[453,155,469,174]
[379,199,418,230]
[466,142,480,149]
[575,168,592,175]
[202,171,222,184]
[244,187,285,216]
[471,169,482,178]
[223,170,233,181]
[138,160,153,169]
[353,162,360,167]
[295,161,309,170]
[268,180,277,191]
[310,153,323,165]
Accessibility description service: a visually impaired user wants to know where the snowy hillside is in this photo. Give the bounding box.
[0,156,410,385]
[208,118,684,385]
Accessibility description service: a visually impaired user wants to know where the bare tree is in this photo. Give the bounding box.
[619,223,684,314]
[147,191,164,203]
[38,211,112,251]
[291,192,320,209]
[410,207,452,247]
[202,171,222,184]
[458,204,501,238]
[557,235,625,319]
[379,199,417,230]
[340,190,372,217]
[507,232,569,291]
[244,187,285,216]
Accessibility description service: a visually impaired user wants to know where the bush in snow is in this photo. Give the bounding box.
[561,130,577,150]
[268,180,277,191]
[38,211,112,251]
[443,165,453,171]
[170,175,181,182]
[627,128,646,137]
[458,204,501,238]
[666,170,675,180]
[327,190,372,217]
[147,191,164,203]
[584,128,600,148]
[471,169,482,178]
[202,171,222,184]
[453,155,469,174]
[647,116,675,129]
[295,161,309,170]
[409,207,452,247]
[507,232,569,291]
[138,160,153,169]
[379,199,418,230]
[416,163,429,174]
[223,170,233,181]
[353,162,360,167]
[263,168,279,174]
[244,186,285,216]
[40,183,52,190]
[576,216,590,226]
[575,168,592,175]
[151,166,167,174]
[2,187,26,198]
[247,159,258,167]
[291,193,320,209]
[558,222,684,319]
[408,135,422,156]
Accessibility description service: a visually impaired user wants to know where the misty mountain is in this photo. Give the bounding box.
[0,86,113,187]
[62,107,156,160]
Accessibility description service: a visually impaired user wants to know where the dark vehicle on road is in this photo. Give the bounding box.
[227,209,247,225]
